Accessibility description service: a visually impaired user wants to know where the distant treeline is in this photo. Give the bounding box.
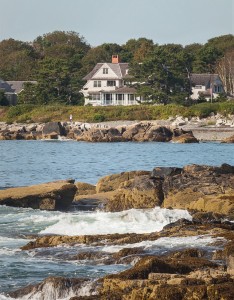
[0,31,234,105]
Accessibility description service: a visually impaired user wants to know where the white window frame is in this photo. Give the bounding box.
[103,68,108,74]
[94,81,101,87]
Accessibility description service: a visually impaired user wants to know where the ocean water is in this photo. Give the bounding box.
[0,140,233,298]
[0,140,234,188]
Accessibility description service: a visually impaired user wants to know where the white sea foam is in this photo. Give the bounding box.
[39,207,192,236]
[0,280,98,300]
[101,235,226,253]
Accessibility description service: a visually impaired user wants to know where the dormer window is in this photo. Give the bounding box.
[103,68,108,74]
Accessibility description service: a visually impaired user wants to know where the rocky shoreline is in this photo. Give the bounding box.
[1,163,234,299]
[1,113,234,142]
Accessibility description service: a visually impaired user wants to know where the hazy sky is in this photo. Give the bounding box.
[0,0,233,46]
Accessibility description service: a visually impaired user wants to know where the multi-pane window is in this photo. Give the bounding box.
[128,94,135,104]
[104,94,112,101]
[93,81,101,87]
[107,81,116,87]
[103,68,108,74]
[90,94,100,100]
[116,94,124,100]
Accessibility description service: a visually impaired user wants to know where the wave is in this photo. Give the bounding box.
[101,235,225,253]
[0,279,98,300]
[39,207,192,236]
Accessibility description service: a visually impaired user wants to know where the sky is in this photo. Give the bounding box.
[0,0,233,47]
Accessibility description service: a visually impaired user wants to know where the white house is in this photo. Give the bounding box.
[81,57,225,105]
[81,55,141,106]
[190,73,224,101]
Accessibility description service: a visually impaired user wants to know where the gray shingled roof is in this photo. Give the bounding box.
[0,80,37,94]
[83,63,104,80]
[83,63,129,80]
[190,74,220,87]
[112,87,137,93]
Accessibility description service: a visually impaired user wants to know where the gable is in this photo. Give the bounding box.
[92,63,119,79]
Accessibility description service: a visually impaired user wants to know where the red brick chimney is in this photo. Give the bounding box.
[112,55,120,64]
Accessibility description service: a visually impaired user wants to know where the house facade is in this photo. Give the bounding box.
[81,55,141,106]
[81,57,225,105]
[0,80,37,105]
[190,74,224,101]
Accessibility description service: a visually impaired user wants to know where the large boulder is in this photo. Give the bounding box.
[8,276,91,300]
[222,135,234,143]
[162,164,234,217]
[0,179,77,210]
[42,122,66,139]
[76,127,123,142]
[75,182,96,196]
[122,122,173,142]
[105,175,164,212]
[171,133,199,143]
[96,170,150,193]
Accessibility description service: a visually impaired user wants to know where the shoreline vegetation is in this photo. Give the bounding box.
[1,103,234,124]
[1,103,234,142]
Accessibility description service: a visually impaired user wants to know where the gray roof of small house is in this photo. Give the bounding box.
[83,63,130,80]
[0,80,37,94]
[190,74,221,87]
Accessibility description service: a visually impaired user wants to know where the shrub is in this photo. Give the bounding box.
[93,113,106,122]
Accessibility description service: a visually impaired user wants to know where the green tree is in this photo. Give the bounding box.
[131,44,192,105]
[33,31,90,59]
[0,39,38,80]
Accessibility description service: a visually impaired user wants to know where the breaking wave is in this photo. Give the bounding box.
[39,207,192,236]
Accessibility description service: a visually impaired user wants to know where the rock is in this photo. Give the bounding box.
[96,170,150,193]
[171,116,187,126]
[222,135,234,143]
[122,123,173,142]
[106,255,217,280]
[227,254,234,275]
[151,167,182,179]
[75,182,96,196]
[105,175,164,212]
[172,133,199,143]
[8,276,93,300]
[76,128,109,142]
[74,192,113,211]
[42,122,66,138]
[44,131,59,139]
[162,164,234,217]
[0,179,77,210]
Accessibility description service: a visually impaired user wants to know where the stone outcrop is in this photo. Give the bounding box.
[0,179,77,210]
[122,123,173,142]
[75,182,96,196]
[222,135,234,143]
[105,175,164,211]
[172,132,199,143]
[1,115,234,141]
[96,171,150,193]
[42,122,67,139]
[19,219,234,300]
[161,164,234,217]
[74,164,234,216]
[8,276,94,300]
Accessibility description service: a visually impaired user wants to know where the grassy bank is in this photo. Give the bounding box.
[0,102,234,123]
